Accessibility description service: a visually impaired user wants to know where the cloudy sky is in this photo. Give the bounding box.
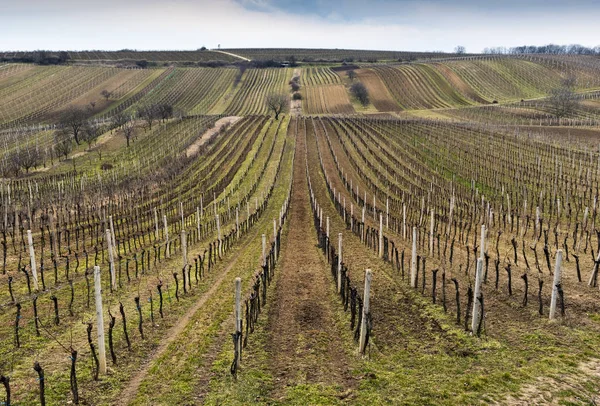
[1,0,599,52]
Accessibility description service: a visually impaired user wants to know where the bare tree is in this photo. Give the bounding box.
[347,70,357,81]
[265,93,288,120]
[17,147,41,173]
[350,82,369,106]
[454,45,466,54]
[548,76,579,119]
[112,112,128,130]
[138,105,158,131]
[120,117,136,147]
[82,121,102,150]
[156,104,174,121]
[101,90,112,100]
[54,129,73,160]
[60,107,87,145]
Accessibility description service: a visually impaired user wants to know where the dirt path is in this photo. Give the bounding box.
[186,116,241,157]
[290,68,302,116]
[265,120,354,398]
[500,359,600,405]
[212,49,251,62]
[117,231,254,406]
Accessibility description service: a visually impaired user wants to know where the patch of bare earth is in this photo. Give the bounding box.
[501,359,600,405]
[186,116,241,157]
[265,124,354,399]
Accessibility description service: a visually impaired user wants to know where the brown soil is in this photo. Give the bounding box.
[433,63,489,104]
[265,120,355,399]
[356,69,402,112]
[501,358,600,405]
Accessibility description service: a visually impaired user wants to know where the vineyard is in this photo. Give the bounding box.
[1,50,600,405]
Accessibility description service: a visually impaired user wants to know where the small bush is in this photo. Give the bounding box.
[350,82,369,106]
[292,92,302,100]
[290,82,300,92]
[101,163,113,170]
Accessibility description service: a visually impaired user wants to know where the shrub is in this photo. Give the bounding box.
[292,92,302,100]
[350,82,369,106]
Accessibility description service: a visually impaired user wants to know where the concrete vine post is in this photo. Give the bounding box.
[196,207,201,237]
[480,224,485,260]
[359,269,372,354]
[378,213,383,258]
[106,229,116,290]
[109,215,117,259]
[429,210,434,255]
[181,230,187,268]
[154,208,159,240]
[550,250,563,320]
[262,234,267,267]
[27,230,39,291]
[216,214,221,256]
[471,258,484,334]
[234,277,241,368]
[94,266,107,375]
[338,233,343,293]
[273,219,278,260]
[410,227,418,288]
[163,215,169,258]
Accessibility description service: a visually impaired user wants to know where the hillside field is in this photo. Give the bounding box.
[1,50,600,405]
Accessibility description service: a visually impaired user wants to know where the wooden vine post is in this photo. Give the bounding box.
[549,250,563,320]
[27,230,39,291]
[93,266,107,375]
[359,269,372,354]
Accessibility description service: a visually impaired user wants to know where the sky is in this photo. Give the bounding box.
[1,0,600,53]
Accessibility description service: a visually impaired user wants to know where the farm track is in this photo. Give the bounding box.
[117,218,266,406]
[264,119,355,399]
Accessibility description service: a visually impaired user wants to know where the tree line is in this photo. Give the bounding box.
[483,43,600,55]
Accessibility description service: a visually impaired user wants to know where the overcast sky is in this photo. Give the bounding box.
[1,0,599,52]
